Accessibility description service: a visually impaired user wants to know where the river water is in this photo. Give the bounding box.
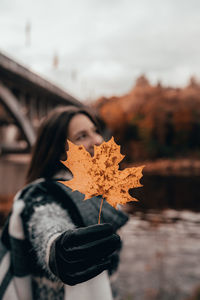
[112,209,200,300]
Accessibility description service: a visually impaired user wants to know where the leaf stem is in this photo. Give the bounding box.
[98,198,104,224]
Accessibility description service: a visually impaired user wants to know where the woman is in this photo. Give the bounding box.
[0,106,128,300]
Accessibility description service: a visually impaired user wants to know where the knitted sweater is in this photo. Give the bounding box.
[0,179,128,300]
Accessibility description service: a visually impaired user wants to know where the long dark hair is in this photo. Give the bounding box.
[26,106,101,183]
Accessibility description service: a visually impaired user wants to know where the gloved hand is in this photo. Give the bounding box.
[49,223,121,285]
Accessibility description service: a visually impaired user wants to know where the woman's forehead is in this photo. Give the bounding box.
[68,113,95,135]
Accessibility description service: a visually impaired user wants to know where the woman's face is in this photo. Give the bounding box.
[67,113,103,156]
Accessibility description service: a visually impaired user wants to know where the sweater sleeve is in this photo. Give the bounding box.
[21,185,75,280]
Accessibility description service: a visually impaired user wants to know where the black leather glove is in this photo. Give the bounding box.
[108,239,122,276]
[49,223,121,285]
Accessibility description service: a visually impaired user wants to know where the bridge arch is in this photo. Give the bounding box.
[0,82,36,153]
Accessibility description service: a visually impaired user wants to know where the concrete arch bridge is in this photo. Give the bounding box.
[0,52,82,221]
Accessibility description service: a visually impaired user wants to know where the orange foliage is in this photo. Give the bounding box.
[93,75,200,161]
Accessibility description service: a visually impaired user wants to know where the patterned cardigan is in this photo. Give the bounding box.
[0,179,129,300]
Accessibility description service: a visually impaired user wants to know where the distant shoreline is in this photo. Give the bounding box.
[123,158,200,177]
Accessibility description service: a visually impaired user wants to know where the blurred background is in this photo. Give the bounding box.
[1,0,200,299]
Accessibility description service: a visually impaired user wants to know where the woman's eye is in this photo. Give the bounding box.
[77,134,87,141]
[95,128,100,134]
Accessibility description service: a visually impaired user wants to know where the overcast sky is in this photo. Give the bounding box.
[0,0,200,101]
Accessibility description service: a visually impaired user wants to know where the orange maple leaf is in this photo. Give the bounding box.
[60,137,144,222]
